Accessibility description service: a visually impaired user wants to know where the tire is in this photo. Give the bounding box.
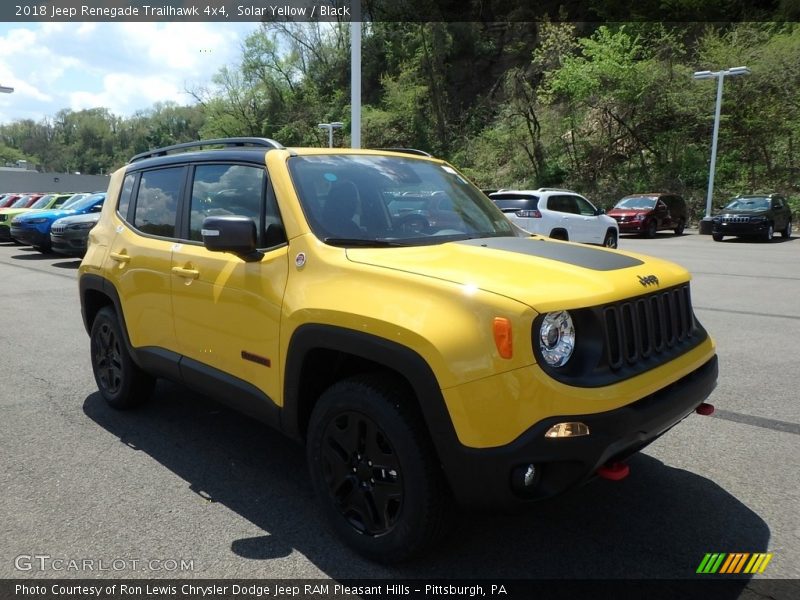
[34,245,51,254]
[307,374,450,563]
[763,223,774,242]
[781,221,792,239]
[602,230,618,249]
[90,306,154,409]
[712,233,724,242]
[674,218,685,236]
[645,220,657,238]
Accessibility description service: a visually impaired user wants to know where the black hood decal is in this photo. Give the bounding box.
[456,237,643,271]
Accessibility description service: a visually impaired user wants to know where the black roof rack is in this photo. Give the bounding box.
[375,147,432,157]
[129,137,284,163]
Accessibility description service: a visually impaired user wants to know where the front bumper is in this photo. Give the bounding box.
[51,231,90,256]
[441,354,718,509]
[9,226,48,247]
[712,220,769,236]
[616,220,646,233]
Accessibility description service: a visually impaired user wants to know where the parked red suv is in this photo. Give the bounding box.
[608,193,687,237]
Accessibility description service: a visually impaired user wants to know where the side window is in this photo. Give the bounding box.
[189,164,265,242]
[133,167,183,238]
[117,173,136,221]
[551,195,579,215]
[574,196,597,216]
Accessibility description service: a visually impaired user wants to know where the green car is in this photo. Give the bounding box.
[0,193,81,242]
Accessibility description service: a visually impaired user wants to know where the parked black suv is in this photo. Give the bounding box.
[712,194,792,242]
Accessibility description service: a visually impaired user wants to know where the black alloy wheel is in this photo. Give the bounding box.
[307,375,450,563]
[90,306,154,409]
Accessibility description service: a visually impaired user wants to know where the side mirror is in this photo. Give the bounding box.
[202,215,258,258]
[596,207,606,215]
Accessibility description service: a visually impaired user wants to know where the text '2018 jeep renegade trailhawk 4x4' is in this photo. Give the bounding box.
[79,139,718,563]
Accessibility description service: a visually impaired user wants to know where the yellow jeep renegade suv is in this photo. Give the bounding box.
[79,138,718,562]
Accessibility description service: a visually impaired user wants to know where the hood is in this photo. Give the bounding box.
[53,213,100,225]
[346,236,690,312]
[17,208,76,222]
[608,207,650,217]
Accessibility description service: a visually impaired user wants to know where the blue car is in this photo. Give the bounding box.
[10,193,106,252]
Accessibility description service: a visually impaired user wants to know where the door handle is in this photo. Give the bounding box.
[109,251,130,263]
[171,266,200,280]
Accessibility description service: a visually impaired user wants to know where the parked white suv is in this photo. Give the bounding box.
[490,188,619,248]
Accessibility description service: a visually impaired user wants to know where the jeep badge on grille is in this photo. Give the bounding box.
[638,274,659,287]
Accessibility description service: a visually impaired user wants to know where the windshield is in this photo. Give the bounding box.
[725,197,769,211]
[29,194,56,209]
[62,193,89,208]
[10,196,33,208]
[69,193,105,211]
[615,197,656,210]
[288,155,515,246]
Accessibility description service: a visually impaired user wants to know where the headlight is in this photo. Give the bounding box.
[538,311,576,367]
[749,215,766,222]
[26,218,48,224]
[68,222,96,230]
[634,213,646,221]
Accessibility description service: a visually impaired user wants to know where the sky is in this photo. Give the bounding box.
[0,21,261,124]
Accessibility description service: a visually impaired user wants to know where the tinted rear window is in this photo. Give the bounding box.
[490,195,539,212]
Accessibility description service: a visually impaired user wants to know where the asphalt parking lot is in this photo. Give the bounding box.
[0,232,798,585]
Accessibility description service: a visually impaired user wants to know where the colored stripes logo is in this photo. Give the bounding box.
[697,553,773,574]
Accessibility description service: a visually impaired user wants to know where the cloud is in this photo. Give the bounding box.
[0,21,256,122]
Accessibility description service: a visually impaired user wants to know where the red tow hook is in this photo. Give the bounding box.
[696,402,715,416]
[597,462,630,481]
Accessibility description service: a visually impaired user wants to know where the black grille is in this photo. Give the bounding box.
[602,285,695,371]
[721,216,750,223]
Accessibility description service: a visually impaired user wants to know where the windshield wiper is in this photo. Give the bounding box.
[323,237,409,247]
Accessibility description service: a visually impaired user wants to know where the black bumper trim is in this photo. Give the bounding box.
[443,354,718,509]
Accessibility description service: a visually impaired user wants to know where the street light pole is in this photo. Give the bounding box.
[318,122,344,147]
[693,66,750,232]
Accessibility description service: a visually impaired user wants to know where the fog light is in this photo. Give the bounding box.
[511,463,539,493]
[544,422,590,438]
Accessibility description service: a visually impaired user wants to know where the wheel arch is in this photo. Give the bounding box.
[79,274,132,350]
[282,324,459,460]
[549,228,569,241]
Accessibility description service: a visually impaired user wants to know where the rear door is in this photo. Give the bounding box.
[107,166,183,352]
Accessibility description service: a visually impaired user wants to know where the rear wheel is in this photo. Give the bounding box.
[781,221,792,239]
[90,306,154,409]
[307,375,450,563]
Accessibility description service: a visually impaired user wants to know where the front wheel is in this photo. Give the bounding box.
[645,220,657,238]
[781,221,792,239]
[90,306,154,409]
[307,375,450,563]
[712,233,724,242]
[763,223,774,242]
[602,230,618,249]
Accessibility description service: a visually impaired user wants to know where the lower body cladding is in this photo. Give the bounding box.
[437,355,718,508]
[9,226,48,247]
